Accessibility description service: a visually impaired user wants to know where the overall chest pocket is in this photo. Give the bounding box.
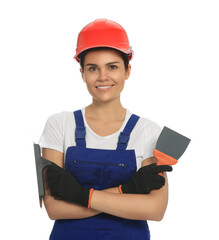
[66,160,130,190]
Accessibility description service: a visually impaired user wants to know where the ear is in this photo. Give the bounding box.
[125,64,131,80]
[80,68,86,83]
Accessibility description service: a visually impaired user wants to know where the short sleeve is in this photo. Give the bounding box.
[142,122,162,160]
[38,113,64,153]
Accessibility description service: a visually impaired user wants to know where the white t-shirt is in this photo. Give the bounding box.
[39,108,161,170]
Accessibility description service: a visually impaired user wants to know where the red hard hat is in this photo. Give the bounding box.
[74,19,133,63]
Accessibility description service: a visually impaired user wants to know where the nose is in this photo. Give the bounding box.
[98,68,109,82]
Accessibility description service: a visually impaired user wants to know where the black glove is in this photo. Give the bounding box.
[46,164,94,208]
[119,163,172,194]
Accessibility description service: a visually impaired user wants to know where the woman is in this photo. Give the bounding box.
[39,18,172,240]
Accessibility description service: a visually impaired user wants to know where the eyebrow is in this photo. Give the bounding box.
[85,61,121,67]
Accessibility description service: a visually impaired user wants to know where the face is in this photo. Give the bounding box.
[80,49,131,103]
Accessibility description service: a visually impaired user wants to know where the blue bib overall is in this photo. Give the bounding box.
[49,110,150,240]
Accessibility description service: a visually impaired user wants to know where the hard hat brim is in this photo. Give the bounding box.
[74,45,133,63]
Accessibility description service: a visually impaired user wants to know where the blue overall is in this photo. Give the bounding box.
[49,110,150,240]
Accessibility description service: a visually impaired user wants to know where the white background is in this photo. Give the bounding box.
[1,0,218,239]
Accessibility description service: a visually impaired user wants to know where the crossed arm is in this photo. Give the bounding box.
[42,148,169,221]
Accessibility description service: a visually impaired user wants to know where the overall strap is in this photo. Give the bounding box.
[117,114,140,150]
[74,110,86,147]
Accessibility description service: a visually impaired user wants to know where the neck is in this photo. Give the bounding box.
[86,97,126,122]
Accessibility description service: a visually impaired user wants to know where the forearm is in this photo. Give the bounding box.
[90,173,169,221]
[43,168,101,220]
[43,194,100,220]
[44,180,168,221]
[44,180,119,220]
[102,187,120,193]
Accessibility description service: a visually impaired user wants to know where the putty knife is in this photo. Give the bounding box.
[33,143,55,207]
[153,127,191,169]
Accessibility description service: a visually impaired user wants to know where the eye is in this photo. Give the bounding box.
[108,65,118,70]
[89,66,98,72]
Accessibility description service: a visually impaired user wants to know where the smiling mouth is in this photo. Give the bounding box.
[95,84,115,89]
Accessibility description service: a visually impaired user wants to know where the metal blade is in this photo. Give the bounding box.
[33,143,54,207]
[155,126,191,160]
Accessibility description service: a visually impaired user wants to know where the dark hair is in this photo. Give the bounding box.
[78,47,130,72]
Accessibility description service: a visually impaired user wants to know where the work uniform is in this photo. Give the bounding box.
[39,108,161,240]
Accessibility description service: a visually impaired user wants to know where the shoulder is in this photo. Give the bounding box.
[47,111,74,121]
[128,109,161,137]
[140,116,161,137]
[45,111,75,129]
